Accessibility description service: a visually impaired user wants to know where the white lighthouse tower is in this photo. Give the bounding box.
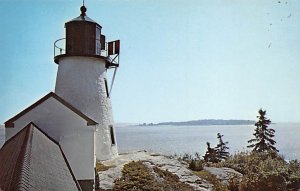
[54,5,120,161]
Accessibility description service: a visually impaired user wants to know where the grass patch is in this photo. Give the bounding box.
[114,161,194,191]
[208,151,300,191]
[193,170,228,191]
[150,153,161,157]
[96,160,115,172]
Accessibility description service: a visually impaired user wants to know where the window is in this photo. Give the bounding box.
[104,79,109,98]
[109,126,116,145]
[95,26,101,55]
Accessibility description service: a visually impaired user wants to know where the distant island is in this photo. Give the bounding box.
[138,119,256,126]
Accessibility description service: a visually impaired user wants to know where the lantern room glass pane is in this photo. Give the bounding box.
[96,26,101,55]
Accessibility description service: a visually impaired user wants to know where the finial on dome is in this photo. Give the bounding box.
[80,5,87,16]
[80,0,86,16]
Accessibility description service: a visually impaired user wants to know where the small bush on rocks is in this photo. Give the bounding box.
[114,161,194,191]
[227,175,240,191]
[189,159,204,171]
[95,160,115,172]
[239,172,286,191]
[193,170,228,191]
[219,151,300,191]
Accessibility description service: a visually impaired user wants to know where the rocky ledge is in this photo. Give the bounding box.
[203,167,243,185]
[98,151,242,191]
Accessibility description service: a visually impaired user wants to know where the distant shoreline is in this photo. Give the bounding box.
[138,119,256,126]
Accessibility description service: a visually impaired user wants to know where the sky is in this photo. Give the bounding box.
[0,0,299,124]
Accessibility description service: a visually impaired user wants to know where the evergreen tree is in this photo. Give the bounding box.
[247,109,279,152]
[203,142,219,163]
[215,133,230,160]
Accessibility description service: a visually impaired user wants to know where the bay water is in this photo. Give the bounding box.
[116,123,300,160]
[1,124,299,160]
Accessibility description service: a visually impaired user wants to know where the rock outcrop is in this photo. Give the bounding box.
[203,166,243,185]
[99,151,213,191]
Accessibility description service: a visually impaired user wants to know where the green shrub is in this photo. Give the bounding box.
[214,151,300,191]
[177,151,300,191]
[114,161,194,191]
[227,175,240,191]
[189,159,204,171]
[95,160,115,172]
[114,161,159,191]
[239,172,286,191]
[194,170,228,191]
[216,151,285,174]
[286,160,300,190]
[182,153,193,161]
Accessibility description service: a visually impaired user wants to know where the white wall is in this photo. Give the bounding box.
[55,56,118,160]
[5,97,95,180]
[0,125,4,149]
[60,129,95,180]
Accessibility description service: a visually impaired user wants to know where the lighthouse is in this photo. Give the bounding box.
[1,5,120,191]
[54,6,120,160]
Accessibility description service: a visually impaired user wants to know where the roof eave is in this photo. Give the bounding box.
[4,92,98,128]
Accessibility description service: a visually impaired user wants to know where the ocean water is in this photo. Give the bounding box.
[1,124,299,160]
[116,123,300,160]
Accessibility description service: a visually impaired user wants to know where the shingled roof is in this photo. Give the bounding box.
[0,123,81,191]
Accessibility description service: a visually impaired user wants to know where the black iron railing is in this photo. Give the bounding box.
[54,38,108,57]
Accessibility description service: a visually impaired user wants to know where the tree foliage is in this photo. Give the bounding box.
[203,133,230,163]
[215,133,230,160]
[203,142,220,163]
[247,109,278,153]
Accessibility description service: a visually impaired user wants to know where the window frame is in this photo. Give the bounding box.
[104,78,110,98]
[109,125,116,145]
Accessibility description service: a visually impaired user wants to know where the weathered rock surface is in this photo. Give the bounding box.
[203,166,243,185]
[99,151,214,191]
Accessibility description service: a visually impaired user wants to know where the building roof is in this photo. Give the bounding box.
[68,15,98,24]
[5,92,97,128]
[0,123,81,191]
[65,6,101,27]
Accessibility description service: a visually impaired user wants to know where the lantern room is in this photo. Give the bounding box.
[54,6,120,68]
[54,6,106,62]
[65,6,104,56]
